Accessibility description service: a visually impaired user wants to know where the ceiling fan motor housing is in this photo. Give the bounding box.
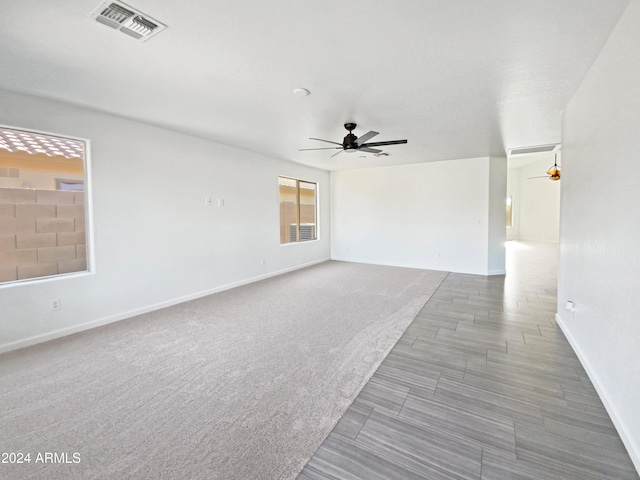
[343,123,359,151]
[343,133,359,150]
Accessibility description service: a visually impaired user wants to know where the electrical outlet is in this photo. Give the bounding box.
[261,258,266,265]
[52,299,62,311]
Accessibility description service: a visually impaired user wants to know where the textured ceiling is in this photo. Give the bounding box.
[0,0,631,170]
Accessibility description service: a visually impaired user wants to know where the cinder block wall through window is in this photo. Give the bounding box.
[0,187,87,283]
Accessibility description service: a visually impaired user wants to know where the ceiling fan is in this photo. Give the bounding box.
[299,123,407,157]
[528,154,561,181]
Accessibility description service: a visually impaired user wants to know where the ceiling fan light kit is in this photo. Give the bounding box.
[300,123,407,158]
[546,164,561,178]
[528,153,561,181]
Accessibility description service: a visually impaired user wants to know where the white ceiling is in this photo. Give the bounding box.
[0,0,630,170]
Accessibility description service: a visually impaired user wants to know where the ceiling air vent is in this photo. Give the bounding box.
[508,143,560,157]
[91,1,166,41]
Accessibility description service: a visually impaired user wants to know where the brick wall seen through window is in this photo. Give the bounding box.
[0,127,90,285]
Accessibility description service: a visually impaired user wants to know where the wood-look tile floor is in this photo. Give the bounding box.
[297,242,639,480]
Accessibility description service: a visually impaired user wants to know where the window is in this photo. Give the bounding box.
[279,176,317,244]
[506,195,513,228]
[0,126,90,285]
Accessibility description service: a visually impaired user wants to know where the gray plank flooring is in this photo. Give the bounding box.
[297,242,639,479]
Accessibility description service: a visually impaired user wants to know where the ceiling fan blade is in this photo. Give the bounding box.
[359,147,382,154]
[299,147,342,151]
[331,150,344,158]
[527,176,549,179]
[309,137,343,146]
[361,139,408,148]
[355,131,379,146]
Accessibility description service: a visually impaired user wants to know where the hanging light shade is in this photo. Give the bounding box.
[546,154,561,181]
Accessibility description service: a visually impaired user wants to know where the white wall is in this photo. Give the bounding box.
[0,89,330,352]
[519,160,560,242]
[506,157,560,243]
[331,157,506,275]
[558,0,640,471]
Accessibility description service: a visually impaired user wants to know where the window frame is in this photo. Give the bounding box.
[278,176,318,245]
[0,124,94,288]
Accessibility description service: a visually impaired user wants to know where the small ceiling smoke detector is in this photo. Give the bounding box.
[91,1,167,42]
[292,88,311,97]
[508,143,560,157]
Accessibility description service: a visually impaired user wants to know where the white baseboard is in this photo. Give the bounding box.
[0,258,330,355]
[487,269,506,275]
[555,313,640,474]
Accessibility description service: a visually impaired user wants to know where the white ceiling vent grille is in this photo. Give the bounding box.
[91,1,166,41]
[508,144,560,157]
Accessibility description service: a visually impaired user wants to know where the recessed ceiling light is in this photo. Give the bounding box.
[292,88,310,97]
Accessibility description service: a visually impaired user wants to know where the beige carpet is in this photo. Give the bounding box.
[0,261,446,480]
